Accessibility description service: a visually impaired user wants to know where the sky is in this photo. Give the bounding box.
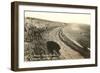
[25,11,90,25]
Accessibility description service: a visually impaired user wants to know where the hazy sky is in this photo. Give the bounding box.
[25,11,90,25]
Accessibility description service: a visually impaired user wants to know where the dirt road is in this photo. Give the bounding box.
[46,26,84,59]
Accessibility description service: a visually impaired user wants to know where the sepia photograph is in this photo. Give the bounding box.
[11,1,97,71]
[24,11,90,61]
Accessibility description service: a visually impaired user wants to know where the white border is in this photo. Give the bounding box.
[18,5,96,68]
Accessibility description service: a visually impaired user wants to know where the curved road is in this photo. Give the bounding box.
[47,27,85,59]
[58,29,90,58]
